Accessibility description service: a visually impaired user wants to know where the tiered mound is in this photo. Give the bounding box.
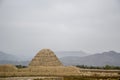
[29,49,63,66]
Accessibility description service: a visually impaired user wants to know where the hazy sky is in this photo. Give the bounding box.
[0,0,120,58]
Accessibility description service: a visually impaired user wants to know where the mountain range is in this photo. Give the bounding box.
[60,51,120,66]
[0,51,120,66]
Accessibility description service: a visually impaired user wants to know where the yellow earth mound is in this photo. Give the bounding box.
[0,64,17,72]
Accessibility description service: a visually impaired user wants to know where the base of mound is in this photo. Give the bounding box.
[0,66,80,77]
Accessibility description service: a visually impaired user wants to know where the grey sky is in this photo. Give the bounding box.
[0,0,120,58]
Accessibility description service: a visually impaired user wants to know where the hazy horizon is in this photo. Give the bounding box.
[0,0,120,58]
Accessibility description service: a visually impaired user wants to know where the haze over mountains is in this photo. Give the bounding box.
[0,51,120,66]
[0,51,29,65]
[55,51,88,58]
[0,51,18,61]
[60,51,120,66]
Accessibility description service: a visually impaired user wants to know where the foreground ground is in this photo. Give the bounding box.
[0,69,120,80]
[0,76,120,80]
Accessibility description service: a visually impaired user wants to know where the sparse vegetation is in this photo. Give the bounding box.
[34,78,43,80]
[76,65,120,70]
[15,65,27,68]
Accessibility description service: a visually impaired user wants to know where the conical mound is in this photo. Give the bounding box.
[29,49,63,66]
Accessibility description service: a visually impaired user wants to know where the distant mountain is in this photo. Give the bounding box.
[0,51,29,66]
[60,51,120,66]
[0,60,29,66]
[0,51,18,61]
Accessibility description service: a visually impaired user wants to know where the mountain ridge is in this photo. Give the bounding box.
[60,51,120,66]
